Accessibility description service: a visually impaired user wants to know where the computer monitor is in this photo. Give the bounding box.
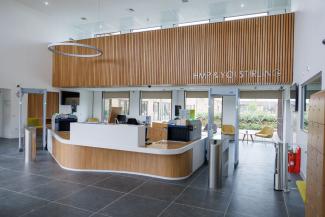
[117,115,127,124]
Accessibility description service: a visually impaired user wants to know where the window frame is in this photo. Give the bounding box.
[300,72,322,131]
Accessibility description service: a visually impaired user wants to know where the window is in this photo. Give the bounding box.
[225,12,268,21]
[185,91,222,128]
[140,91,172,121]
[239,91,281,131]
[132,26,162,33]
[103,92,130,121]
[176,20,210,27]
[301,74,322,131]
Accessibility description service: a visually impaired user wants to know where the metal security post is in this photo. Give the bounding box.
[274,142,284,191]
[25,127,36,163]
[18,88,23,152]
[209,140,222,189]
[42,92,47,150]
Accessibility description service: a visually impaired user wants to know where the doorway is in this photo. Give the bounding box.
[27,92,59,148]
[208,88,239,175]
[239,90,282,143]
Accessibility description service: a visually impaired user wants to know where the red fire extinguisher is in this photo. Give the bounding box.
[293,147,301,174]
[288,151,295,173]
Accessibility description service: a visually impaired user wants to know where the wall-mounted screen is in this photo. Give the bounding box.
[61,91,80,105]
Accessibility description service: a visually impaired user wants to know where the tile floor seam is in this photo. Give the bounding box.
[0,166,76,182]
[3,178,57,194]
[88,183,127,194]
[224,210,259,217]
[222,187,235,217]
[0,186,52,203]
[173,201,225,214]
[18,202,52,217]
[16,176,111,217]
[156,165,208,217]
[226,192,287,205]
[128,191,179,203]
[20,179,87,195]
[282,191,291,217]
[88,178,151,217]
[49,174,112,203]
[0,185,99,217]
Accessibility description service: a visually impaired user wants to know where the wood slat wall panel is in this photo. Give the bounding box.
[52,13,294,88]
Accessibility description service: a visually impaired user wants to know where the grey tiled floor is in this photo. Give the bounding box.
[0,138,305,217]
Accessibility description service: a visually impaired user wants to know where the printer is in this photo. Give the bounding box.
[53,114,78,131]
[167,119,202,142]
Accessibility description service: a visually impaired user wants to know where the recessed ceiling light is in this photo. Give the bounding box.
[177,20,210,27]
[80,17,87,21]
[132,26,162,33]
[44,1,49,6]
[99,24,103,29]
[225,12,268,21]
[240,3,245,8]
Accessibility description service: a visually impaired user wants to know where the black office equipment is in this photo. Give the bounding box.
[127,118,139,125]
[54,114,78,131]
[175,105,182,116]
[168,125,190,141]
[117,115,127,124]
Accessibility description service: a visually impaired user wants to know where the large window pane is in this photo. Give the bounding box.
[140,91,172,121]
[185,91,222,128]
[239,99,278,131]
[103,92,130,121]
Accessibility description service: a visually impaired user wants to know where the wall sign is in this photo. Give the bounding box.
[193,69,281,80]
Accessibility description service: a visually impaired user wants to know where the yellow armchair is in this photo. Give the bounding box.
[87,117,99,123]
[255,126,274,138]
[221,125,235,135]
[27,118,42,129]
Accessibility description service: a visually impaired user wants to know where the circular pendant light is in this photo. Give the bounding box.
[48,42,103,58]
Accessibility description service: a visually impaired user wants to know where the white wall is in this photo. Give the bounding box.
[76,91,93,122]
[292,0,325,179]
[93,91,103,121]
[129,91,140,118]
[172,90,185,119]
[0,0,72,138]
[222,96,237,126]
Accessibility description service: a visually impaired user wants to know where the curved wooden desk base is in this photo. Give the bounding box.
[52,137,193,180]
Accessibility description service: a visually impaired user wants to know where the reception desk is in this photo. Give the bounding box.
[47,123,207,180]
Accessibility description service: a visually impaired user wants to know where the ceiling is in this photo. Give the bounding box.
[16,0,291,39]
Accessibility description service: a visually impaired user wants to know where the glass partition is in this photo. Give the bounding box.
[103,92,130,121]
[140,91,172,121]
